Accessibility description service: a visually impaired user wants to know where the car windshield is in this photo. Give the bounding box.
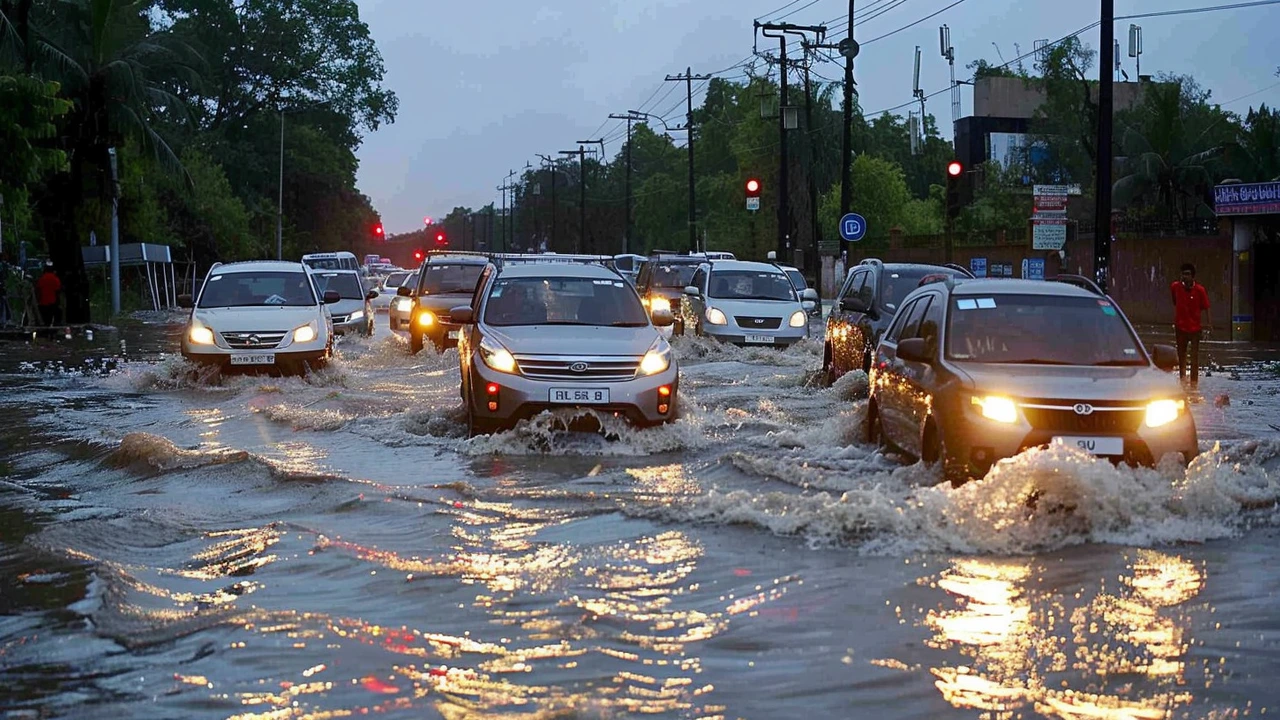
[312,273,364,300]
[303,257,352,271]
[383,272,410,288]
[198,271,316,308]
[785,269,806,291]
[484,276,649,327]
[946,294,1147,366]
[708,270,797,301]
[650,264,698,289]
[420,264,484,294]
[881,268,964,312]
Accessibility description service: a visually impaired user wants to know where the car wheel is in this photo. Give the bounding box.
[823,344,838,386]
[409,329,424,355]
[922,420,967,488]
[865,400,883,446]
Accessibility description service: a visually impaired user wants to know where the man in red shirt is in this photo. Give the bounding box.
[1171,262,1211,389]
[36,260,62,326]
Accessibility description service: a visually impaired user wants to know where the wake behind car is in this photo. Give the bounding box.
[451,256,680,436]
[866,276,1196,485]
[178,260,339,374]
[309,269,376,336]
[397,251,488,353]
[680,259,818,346]
[825,258,974,383]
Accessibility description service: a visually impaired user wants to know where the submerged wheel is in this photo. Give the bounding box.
[409,329,424,355]
[923,420,967,488]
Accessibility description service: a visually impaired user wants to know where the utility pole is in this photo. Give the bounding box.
[560,146,588,253]
[537,154,558,252]
[277,111,285,260]
[757,22,826,263]
[610,113,642,254]
[665,68,712,253]
[800,43,823,297]
[107,147,121,315]
[1095,0,1115,293]
[504,168,518,251]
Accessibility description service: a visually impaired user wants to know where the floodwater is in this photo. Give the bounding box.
[2,313,1280,720]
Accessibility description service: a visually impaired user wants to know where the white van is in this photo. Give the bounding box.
[302,251,359,272]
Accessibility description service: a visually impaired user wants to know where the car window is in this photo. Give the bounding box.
[835,271,857,303]
[651,263,698,289]
[856,272,874,308]
[483,276,648,327]
[707,270,796,301]
[690,267,707,292]
[946,293,1146,366]
[470,266,494,311]
[637,262,652,289]
[199,271,317,308]
[312,272,364,299]
[384,272,409,289]
[918,294,944,354]
[880,267,966,312]
[898,296,931,341]
[885,298,922,343]
[785,269,806,291]
[420,264,484,295]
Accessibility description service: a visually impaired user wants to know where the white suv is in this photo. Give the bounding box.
[680,260,818,347]
[178,261,338,374]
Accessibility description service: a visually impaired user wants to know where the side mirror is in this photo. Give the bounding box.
[323,290,341,304]
[683,285,701,297]
[1150,344,1179,372]
[840,297,867,313]
[801,300,816,312]
[896,337,931,364]
[177,294,193,309]
[651,308,675,327]
[801,288,819,303]
[366,290,379,300]
[396,286,412,297]
[449,306,475,324]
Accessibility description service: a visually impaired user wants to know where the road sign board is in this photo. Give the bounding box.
[969,257,987,277]
[839,213,867,242]
[1034,185,1071,196]
[1032,218,1068,250]
[1034,195,1068,213]
[1023,257,1046,280]
[746,197,761,211]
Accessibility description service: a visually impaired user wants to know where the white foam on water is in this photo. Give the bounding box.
[670,334,822,367]
[256,403,354,431]
[105,432,250,472]
[830,369,870,401]
[627,440,1280,556]
[460,406,710,457]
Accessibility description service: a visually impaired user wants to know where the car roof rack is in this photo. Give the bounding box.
[1053,273,1106,296]
[489,252,626,280]
[425,250,491,261]
[943,262,976,278]
[859,258,884,268]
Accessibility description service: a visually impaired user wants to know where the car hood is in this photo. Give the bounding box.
[417,292,474,314]
[193,306,321,332]
[487,325,658,357]
[705,297,801,318]
[329,299,366,316]
[952,362,1181,402]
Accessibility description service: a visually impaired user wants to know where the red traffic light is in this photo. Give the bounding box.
[374,223,385,236]
[436,233,445,243]
[413,250,424,262]
[745,179,761,195]
[947,161,963,177]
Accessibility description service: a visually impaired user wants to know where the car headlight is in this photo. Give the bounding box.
[650,296,671,314]
[393,297,412,312]
[293,323,318,343]
[348,310,365,321]
[789,310,807,328]
[706,307,728,326]
[971,395,1018,424]
[1145,399,1185,428]
[415,310,436,328]
[479,338,518,374]
[639,338,672,376]
[188,324,215,345]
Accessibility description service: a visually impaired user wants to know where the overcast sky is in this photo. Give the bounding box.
[353,0,1280,234]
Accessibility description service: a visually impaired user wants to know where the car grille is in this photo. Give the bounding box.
[1021,403,1145,434]
[332,314,350,324]
[515,355,642,382]
[735,316,782,330]
[221,331,288,350]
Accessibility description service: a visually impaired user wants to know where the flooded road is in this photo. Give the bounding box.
[3,314,1280,719]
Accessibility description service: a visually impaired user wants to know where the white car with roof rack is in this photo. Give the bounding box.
[178,260,339,374]
[679,258,819,347]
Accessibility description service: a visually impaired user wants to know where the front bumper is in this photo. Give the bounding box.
[701,321,807,347]
[468,359,679,426]
[332,316,368,334]
[940,408,1199,477]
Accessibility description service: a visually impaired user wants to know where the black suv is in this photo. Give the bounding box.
[397,251,489,353]
[634,251,707,335]
[823,259,973,383]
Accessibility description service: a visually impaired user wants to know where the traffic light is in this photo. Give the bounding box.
[434,232,447,247]
[413,249,424,263]
[374,222,385,238]
[945,161,964,221]
[745,178,761,211]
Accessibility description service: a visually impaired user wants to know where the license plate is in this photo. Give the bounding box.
[1053,436,1124,456]
[744,334,776,344]
[550,387,610,404]
[230,353,275,366]
[448,330,460,340]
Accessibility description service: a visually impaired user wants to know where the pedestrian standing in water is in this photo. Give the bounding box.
[1171,262,1211,390]
[36,260,62,326]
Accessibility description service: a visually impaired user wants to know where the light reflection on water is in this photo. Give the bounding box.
[920,551,1210,720]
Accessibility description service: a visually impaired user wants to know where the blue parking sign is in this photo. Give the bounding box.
[839,213,867,242]
[969,257,987,277]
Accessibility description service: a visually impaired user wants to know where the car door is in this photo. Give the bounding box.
[683,266,709,333]
[897,294,943,459]
[877,296,929,450]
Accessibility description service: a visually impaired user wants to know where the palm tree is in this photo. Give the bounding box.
[3,0,197,321]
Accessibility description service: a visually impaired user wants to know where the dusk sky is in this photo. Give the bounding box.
[353,0,1280,234]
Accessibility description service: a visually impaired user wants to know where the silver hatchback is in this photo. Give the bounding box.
[450,257,680,435]
[680,260,818,347]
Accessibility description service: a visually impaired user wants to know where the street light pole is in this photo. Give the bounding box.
[1095,0,1115,293]
[277,110,284,261]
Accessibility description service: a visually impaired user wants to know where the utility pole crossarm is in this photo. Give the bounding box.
[665,68,713,253]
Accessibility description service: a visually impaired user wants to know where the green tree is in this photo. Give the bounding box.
[1229,104,1280,182]
[818,154,914,240]
[1028,37,1099,188]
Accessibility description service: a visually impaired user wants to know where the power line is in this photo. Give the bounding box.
[861,0,970,46]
